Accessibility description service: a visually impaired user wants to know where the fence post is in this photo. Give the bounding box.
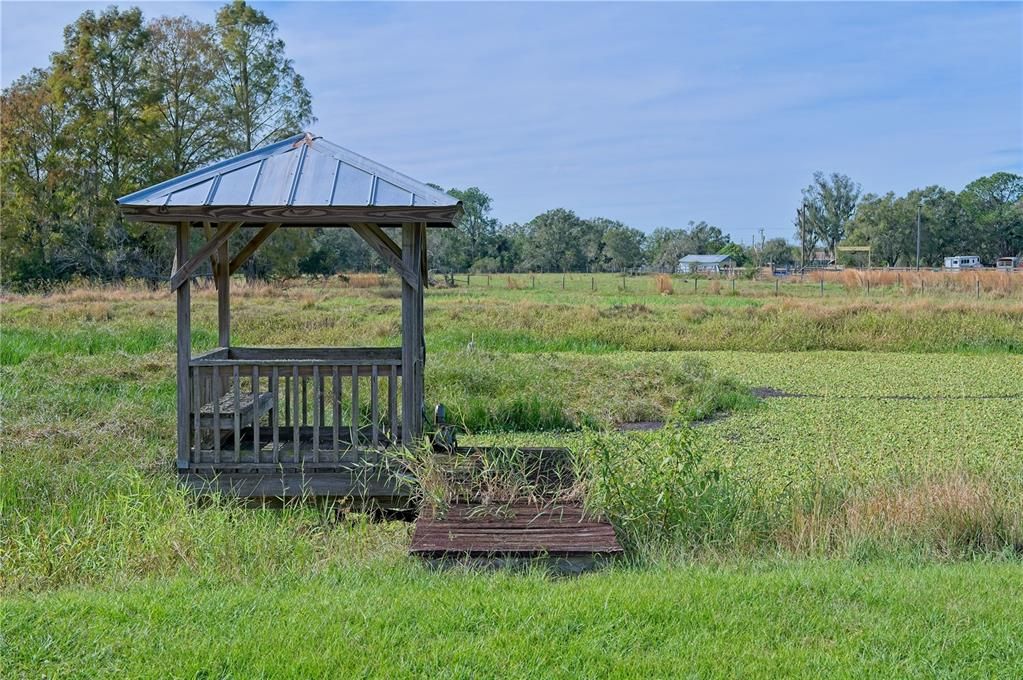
[820,278,824,297]
[976,278,980,299]
[488,274,491,287]
[694,278,698,293]
[775,279,779,296]
[562,273,565,290]
[467,273,470,287]
[532,274,535,288]
[866,275,870,295]
[731,278,735,294]
[591,276,595,291]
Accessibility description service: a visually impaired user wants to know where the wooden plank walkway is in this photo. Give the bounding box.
[410,501,622,559]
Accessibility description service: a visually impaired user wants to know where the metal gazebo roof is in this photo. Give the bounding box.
[116,132,462,226]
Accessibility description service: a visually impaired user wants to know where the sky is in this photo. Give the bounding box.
[1,1,1021,242]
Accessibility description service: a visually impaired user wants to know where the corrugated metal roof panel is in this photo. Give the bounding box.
[117,132,459,211]
[679,254,733,264]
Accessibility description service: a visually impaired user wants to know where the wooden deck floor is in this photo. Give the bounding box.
[410,501,622,568]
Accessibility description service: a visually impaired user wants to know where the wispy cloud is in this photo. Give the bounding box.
[2,1,1020,239]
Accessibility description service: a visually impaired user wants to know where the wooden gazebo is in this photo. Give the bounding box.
[117,132,462,499]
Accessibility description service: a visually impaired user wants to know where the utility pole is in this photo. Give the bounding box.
[916,201,922,271]
[798,205,805,273]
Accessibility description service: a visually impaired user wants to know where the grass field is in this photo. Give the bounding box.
[2,273,1021,677]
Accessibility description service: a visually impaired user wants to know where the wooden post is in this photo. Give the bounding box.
[217,236,230,346]
[175,222,191,471]
[401,223,424,445]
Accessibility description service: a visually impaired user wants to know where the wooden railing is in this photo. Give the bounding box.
[187,347,402,469]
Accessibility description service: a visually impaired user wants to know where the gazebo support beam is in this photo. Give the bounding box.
[217,238,230,346]
[229,223,281,275]
[175,221,192,470]
[352,223,419,290]
[170,221,241,290]
[401,223,425,444]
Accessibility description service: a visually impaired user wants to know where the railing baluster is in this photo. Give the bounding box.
[212,367,221,464]
[301,376,308,427]
[252,366,260,462]
[350,365,359,449]
[233,365,241,463]
[319,370,326,432]
[371,365,379,447]
[272,366,280,463]
[292,365,300,462]
[389,364,397,445]
[312,366,321,463]
[284,374,291,426]
[192,365,201,464]
[332,365,340,458]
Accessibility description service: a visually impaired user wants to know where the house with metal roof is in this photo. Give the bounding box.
[117,132,462,501]
[677,253,736,274]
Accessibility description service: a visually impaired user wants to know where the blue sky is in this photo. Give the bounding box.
[2,1,1020,241]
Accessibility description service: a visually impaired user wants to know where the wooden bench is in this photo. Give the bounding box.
[197,391,275,429]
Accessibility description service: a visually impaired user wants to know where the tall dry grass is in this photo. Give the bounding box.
[798,269,1022,296]
[780,472,1022,558]
[654,274,674,295]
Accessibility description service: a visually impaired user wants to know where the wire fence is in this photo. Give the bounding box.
[437,269,1023,300]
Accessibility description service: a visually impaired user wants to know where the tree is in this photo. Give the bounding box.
[521,209,588,272]
[51,6,155,278]
[961,173,1023,260]
[759,238,796,268]
[446,187,499,265]
[801,171,860,264]
[214,0,314,153]
[0,69,77,284]
[600,223,645,272]
[145,16,226,177]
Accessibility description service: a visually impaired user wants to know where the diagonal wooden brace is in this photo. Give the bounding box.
[169,222,241,290]
[229,223,281,275]
[352,223,419,290]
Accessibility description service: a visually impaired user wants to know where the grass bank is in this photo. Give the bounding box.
[3,562,1022,678]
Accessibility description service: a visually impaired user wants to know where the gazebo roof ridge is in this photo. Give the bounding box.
[116,131,462,226]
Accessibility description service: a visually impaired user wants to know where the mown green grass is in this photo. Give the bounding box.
[4,562,1023,678]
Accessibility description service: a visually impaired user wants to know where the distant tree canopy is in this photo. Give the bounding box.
[1,2,313,286]
[2,3,1020,288]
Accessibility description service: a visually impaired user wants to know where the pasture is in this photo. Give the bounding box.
[2,273,1022,677]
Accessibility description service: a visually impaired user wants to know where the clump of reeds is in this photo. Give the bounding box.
[506,276,522,290]
[655,274,674,295]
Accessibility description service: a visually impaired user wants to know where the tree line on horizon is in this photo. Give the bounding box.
[3,3,1021,289]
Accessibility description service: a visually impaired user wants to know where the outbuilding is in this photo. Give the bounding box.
[677,254,736,274]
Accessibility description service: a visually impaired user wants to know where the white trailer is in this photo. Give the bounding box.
[943,255,982,270]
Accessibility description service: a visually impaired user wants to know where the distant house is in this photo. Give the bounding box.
[677,254,736,274]
[943,255,982,270]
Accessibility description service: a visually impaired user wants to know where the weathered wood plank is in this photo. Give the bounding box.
[410,501,623,558]
[217,237,230,345]
[122,204,460,225]
[175,222,191,470]
[228,223,280,275]
[169,222,240,290]
[351,223,418,290]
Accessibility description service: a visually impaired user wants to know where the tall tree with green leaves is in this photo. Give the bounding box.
[0,69,77,282]
[214,0,314,153]
[145,16,226,177]
[801,171,860,264]
[50,6,154,278]
[446,187,499,265]
[600,222,645,272]
[960,172,1023,260]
